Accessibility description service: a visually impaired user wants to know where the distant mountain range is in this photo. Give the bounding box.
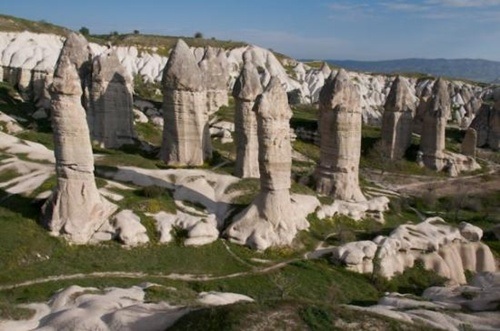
[319,58,500,84]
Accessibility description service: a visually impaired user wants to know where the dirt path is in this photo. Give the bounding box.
[0,260,299,291]
[364,163,500,198]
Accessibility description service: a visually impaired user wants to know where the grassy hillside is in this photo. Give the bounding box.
[0,14,246,53]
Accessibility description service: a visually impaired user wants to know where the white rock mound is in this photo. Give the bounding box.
[332,217,496,285]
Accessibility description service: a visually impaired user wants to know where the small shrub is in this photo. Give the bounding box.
[140,185,165,198]
[194,31,203,39]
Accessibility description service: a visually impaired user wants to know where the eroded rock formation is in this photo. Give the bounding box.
[89,49,136,148]
[380,76,416,160]
[461,128,477,157]
[41,33,116,244]
[160,39,211,166]
[332,217,496,285]
[233,51,263,178]
[314,69,366,202]
[420,78,450,170]
[224,77,310,250]
[199,46,229,115]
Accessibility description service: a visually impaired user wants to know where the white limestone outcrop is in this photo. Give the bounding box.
[332,217,496,285]
[0,31,487,127]
[348,272,500,331]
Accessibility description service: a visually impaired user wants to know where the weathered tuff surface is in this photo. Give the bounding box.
[199,46,229,115]
[89,49,136,148]
[0,284,254,331]
[332,217,496,285]
[486,87,500,150]
[41,33,116,244]
[233,51,263,178]
[314,69,366,202]
[160,39,211,166]
[469,89,500,147]
[348,272,500,331]
[380,76,416,160]
[225,77,315,250]
[461,127,477,157]
[420,78,450,171]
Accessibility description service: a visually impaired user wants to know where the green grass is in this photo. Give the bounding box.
[0,14,70,35]
[135,122,163,147]
[290,104,318,131]
[212,97,236,123]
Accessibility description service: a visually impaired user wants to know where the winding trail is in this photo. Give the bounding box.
[0,260,298,291]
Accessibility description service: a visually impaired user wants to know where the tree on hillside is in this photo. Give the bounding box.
[194,32,203,39]
[133,29,140,35]
[79,26,90,36]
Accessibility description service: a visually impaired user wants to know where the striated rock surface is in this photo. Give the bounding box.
[420,78,450,170]
[224,77,316,250]
[41,33,116,244]
[160,39,211,166]
[461,128,477,157]
[470,104,492,147]
[199,47,229,115]
[412,82,433,135]
[489,88,500,150]
[332,217,496,285]
[314,69,366,202]
[380,76,416,160]
[89,49,136,148]
[233,51,263,178]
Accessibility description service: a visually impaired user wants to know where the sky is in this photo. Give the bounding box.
[2,0,500,61]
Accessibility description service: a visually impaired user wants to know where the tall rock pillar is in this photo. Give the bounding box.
[233,50,262,178]
[41,33,116,244]
[380,76,416,160]
[199,46,229,115]
[224,77,308,250]
[160,39,211,166]
[89,49,136,148]
[420,78,450,170]
[314,69,366,202]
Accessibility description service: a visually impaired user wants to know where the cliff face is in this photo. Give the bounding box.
[0,31,487,126]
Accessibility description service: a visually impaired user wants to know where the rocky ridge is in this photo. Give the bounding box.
[0,31,488,126]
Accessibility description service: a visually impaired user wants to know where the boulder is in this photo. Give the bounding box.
[113,210,149,246]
